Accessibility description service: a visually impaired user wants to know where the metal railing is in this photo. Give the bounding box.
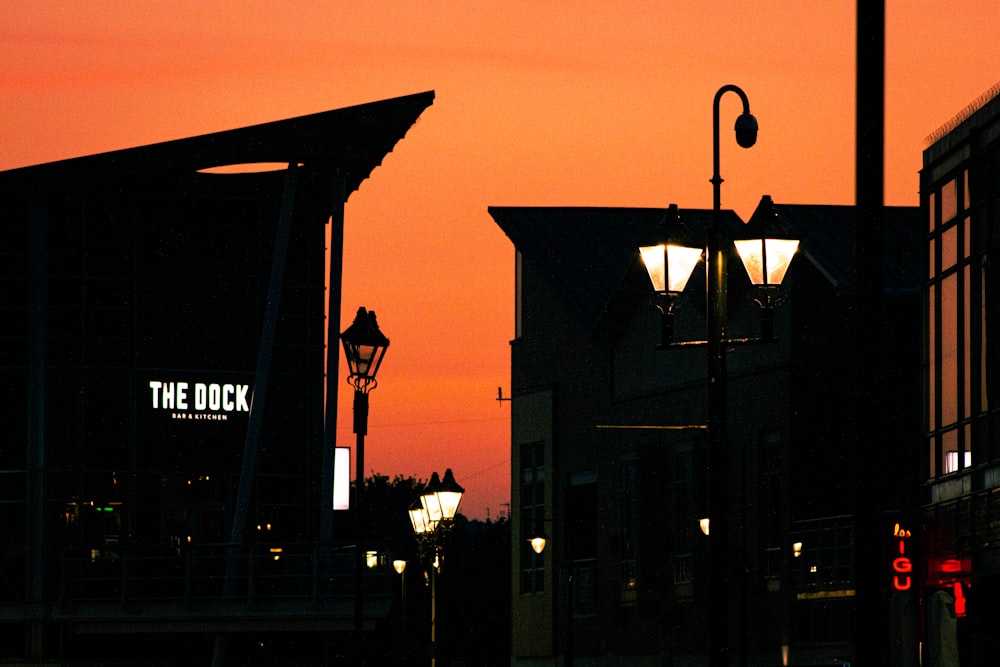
[57,542,392,612]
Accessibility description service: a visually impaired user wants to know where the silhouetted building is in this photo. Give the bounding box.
[0,91,433,665]
[491,199,921,665]
[921,82,1000,665]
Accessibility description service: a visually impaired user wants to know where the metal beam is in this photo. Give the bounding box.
[213,163,299,667]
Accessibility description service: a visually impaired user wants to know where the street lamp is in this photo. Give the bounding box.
[340,306,390,662]
[638,85,797,667]
[732,195,800,342]
[408,470,464,667]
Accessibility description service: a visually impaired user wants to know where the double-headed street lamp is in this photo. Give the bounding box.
[638,85,797,667]
[408,469,465,667]
[340,306,390,662]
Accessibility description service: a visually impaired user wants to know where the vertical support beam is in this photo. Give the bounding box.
[321,176,346,570]
[212,163,298,667]
[854,2,887,665]
[26,196,48,662]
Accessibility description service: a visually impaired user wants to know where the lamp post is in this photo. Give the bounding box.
[408,469,465,667]
[638,85,797,667]
[340,306,390,663]
[393,559,408,662]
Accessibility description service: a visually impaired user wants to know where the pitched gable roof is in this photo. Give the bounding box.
[488,205,744,337]
[491,199,922,346]
[748,199,922,296]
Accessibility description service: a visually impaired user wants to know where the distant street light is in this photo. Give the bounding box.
[638,84,797,667]
[408,469,465,667]
[340,306,390,664]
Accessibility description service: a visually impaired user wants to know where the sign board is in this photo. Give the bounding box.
[334,447,351,510]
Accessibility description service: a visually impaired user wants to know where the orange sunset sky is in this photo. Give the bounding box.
[3,2,1000,520]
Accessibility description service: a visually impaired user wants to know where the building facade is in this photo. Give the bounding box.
[492,200,922,666]
[921,83,1000,665]
[0,92,433,665]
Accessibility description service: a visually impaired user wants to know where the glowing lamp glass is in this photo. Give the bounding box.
[529,536,547,554]
[639,244,703,294]
[409,504,431,535]
[421,472,444,527]
[435,469,465,521]
[734,239,799,287]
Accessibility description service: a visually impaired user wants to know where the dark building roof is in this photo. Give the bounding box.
[749,199,922,296]
[488,205,744,334]
[0,90,435,199]
[490,198,921,340]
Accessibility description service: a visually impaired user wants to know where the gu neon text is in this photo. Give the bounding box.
[892,523,913,592]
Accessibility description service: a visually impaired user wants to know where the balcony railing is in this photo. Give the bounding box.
[56,542,392,615]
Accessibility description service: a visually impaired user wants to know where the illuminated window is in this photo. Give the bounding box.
[945,450,972,474]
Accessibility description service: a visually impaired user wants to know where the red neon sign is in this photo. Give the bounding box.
[953,582,967,617]
[892,523,913,592]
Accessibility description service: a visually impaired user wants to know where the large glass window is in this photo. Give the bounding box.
[618,454,639,604]
[927,169,984,479]
[673,444,694,586]
[567,475,598,616]
[791,516,854,593]
[760,430,783,581]
[519,441,545,594]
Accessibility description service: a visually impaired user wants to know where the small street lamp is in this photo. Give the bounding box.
[637,85,797,667]
[340,306,390,663]
[408,470,465,667]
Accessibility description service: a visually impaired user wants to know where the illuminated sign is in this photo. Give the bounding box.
[891,522,913,591]
[148,380,250,420]
[333,447,350,511]
[953,581,967,616]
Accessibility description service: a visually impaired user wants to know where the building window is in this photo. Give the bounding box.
[673,443,695,586]
[791,515,854,593]
[927,169,982,479]
[520,441,545,594]
[567,474,598,616]
[514,251,523,340]
[760,430,782,581]
[619,454,639,604]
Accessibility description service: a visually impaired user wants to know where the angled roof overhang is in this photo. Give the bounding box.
[0,90,435,199]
